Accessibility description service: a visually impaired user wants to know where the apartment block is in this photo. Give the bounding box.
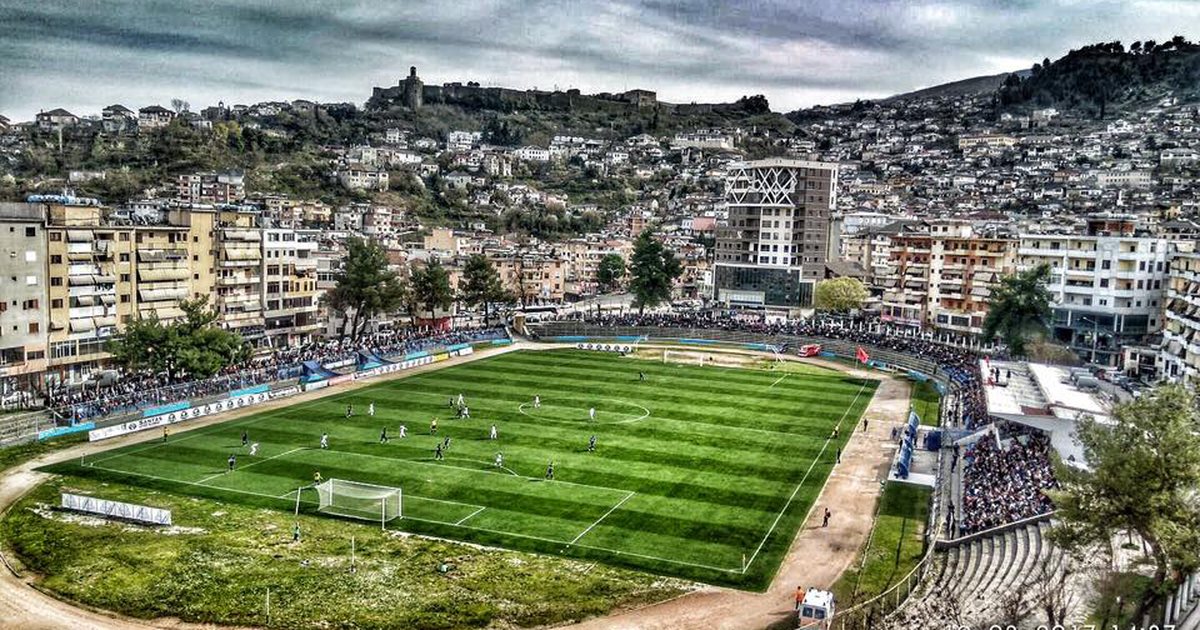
[1019,217,1172,367]
[713,159,837,311]
[214,210,265,345]
[263,229,322,347]
[176,172,245,205]
[0,204,48,392]
[880,220,1016,335]
[1159,250,1200,385]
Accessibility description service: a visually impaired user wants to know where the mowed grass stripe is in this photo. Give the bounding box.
[58,349,877,588]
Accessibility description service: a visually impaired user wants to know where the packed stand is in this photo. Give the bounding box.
[956,431,1057,535]
[50,327,508,422]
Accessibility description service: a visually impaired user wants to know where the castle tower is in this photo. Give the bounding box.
[401,66,423,110]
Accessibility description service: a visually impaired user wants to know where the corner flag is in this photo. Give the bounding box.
[855,346,870,364]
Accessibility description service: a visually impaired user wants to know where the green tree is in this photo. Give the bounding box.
[814,277,868,312]
[459,254,508,325]
[596,253,626,293]
[982,264,1053,355]
[1048,385,1200,622]
[107,296,249,381]
[628,231,682,314]
[324,237,406,339]
[412,260,454,321]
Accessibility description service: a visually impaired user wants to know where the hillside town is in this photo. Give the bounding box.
[2,68,1200,399]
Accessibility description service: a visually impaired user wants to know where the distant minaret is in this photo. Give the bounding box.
[402,66,424,110]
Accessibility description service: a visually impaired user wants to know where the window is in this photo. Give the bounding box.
[24,251,35,262]
[49,232,61,242]
[51,299,62,308]
[24,227,35,237]
[22,299,37,310]
[50,277,61,287]
[28,323,38,334]
[25,276,36,286]
[120,233,129,242]
[50,255,61,264]
[120,273,130,282]
[120,253,130,262]
[120,294,129,303]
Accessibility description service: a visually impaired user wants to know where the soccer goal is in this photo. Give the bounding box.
[314,479,402,529]
[662,348,707,366]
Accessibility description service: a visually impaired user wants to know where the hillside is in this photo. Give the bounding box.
[997,37,1200,117]
[883,71,1019,102]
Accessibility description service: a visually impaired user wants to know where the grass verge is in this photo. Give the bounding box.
[1,475,688,629]
[832,482,931,608]
[909,380,941,427]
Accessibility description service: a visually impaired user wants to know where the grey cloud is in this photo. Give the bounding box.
[0,0,1190,120]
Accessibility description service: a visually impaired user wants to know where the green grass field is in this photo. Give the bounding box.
[910,379,941,426]
[44,349,876,589]
[832,482,931,607]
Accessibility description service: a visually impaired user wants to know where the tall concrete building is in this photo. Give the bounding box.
[713,159,837,311]
[0,204,49,395]
[1019,217,1173,367]
[879,220,1016,336]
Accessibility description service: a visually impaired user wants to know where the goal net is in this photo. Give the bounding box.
[663,349,707,366]
[314,479,402,527]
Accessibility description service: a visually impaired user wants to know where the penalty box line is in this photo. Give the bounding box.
[740,378,872,574]
[81,461,743,575]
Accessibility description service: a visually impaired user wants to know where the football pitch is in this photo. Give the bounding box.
[46,349,877,589]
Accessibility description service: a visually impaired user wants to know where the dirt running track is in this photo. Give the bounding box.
[0,345,906,630]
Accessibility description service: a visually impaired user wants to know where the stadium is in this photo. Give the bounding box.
[1,315,1198,629]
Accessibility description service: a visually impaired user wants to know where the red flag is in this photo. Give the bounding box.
[856,346,870,364]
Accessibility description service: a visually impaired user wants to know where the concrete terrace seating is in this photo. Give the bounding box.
[885,519,1077,628]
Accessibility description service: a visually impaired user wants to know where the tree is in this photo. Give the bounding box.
[814,277,868,312]
[596,253,626,293]
[1048,385,1200,621]
[628,230,682,314]
[981,264,1052,355]
[107,296,249,381]
[459,254,508,325]
[170,98,190,114]
[412,260,454,321]
[324,237,406,339]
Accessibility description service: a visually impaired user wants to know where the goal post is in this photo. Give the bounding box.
[314,479,402,529]
[662,348,706,366]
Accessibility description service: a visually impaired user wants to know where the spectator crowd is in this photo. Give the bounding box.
[49,327,508,421]
[957,432,1058,535]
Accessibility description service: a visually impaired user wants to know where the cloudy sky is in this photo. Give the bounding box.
[0,0,1195,120]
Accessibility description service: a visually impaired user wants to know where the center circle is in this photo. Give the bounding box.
[517,398,650,425]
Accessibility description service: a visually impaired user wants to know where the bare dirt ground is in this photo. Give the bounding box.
[0,345,908,630]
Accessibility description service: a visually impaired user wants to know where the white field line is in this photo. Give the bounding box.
[571,491,636,544]
[740,378,871,574]
[768,373,789,389]
[194,446,307,486]
[454,506,486,526]
[84,462,743,574]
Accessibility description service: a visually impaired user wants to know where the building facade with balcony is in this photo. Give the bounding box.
[879,220,1016,335]
[1019,217,1173,368]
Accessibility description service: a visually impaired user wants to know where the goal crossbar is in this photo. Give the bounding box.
[314,478,402,529]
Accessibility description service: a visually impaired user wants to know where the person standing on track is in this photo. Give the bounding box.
[822,508,832,527]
